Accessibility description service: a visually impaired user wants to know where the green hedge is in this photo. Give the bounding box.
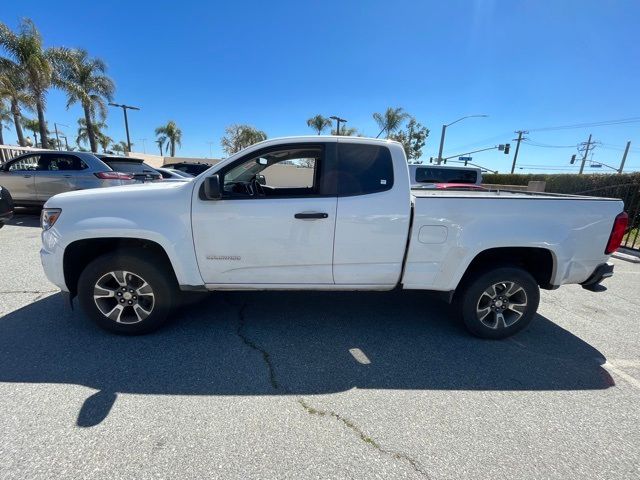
[483,173,640,230]
[482,172,640,194]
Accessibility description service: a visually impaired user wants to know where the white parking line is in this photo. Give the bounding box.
[602,360,640,391]
[349,348,371,365]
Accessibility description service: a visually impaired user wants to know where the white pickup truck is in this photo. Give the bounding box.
[40,136,628,338]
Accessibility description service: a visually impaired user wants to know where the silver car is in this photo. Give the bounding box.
[0,151,140,206]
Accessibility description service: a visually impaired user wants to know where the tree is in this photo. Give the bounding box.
[76,117,107,148]
[389,117,430,161]
[155,136,165,156]
[0,64,32,146]
[306,114,332,135]
[111,140,131,154]
[372,107,410,138]
[22,117,44,146]
[330,125,359,136]
[97,132,112,153]
[52,48,115,153]
[220,124,267,155]
[155,121,182,157]
[0,100,12,145]
[0,19,55,148]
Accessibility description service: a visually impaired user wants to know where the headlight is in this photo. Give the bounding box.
[41,208,62,231]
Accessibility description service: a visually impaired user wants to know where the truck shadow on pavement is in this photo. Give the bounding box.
[0,290,613,427]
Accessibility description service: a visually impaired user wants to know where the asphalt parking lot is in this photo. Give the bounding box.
[1,210,639,480]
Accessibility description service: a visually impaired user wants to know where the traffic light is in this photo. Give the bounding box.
[570,154,576,164]
[503,143,510,154]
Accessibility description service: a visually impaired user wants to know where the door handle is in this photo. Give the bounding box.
[294,212,328,219]
[23,174,32,178]
[63,175,72,178]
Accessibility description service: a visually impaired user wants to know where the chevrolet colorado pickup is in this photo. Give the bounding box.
[40,136,628,338]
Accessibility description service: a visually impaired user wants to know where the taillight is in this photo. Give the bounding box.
[605,212,629,254]
[95,172,134,180]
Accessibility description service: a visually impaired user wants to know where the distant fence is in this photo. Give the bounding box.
[0,145,44,163]
[573,183,640,251]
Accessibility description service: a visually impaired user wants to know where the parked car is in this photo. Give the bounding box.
[155,167,193,182]
[0,151,136,207]
[163,161,212,176]
[408,164,482,187]
[95,155,162,183]
[40,136,626,338]
[0,185,14,228]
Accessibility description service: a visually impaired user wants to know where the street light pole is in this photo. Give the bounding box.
[109,102,141,153]
[330,116,347,136]
[54,123,69,151]
[436,114,488,165]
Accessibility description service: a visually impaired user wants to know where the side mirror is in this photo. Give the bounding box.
[203,174,222,200]
[256,174,266,185]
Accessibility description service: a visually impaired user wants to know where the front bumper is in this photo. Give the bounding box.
[581,263,614,291]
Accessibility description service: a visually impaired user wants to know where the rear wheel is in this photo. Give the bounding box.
[459,267,540,339]
[78,249,177,334]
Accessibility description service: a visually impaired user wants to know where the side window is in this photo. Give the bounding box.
[46,155,87,171]
[336,143,394,196]
[7,155,41,172]
[221,146,323,198]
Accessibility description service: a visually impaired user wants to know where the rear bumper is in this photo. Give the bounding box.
[581,263,614,290]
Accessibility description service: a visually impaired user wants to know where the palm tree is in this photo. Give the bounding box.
[0,64,32,146]
[306,114,332,135]
[97,132,112,153]
[76,117,108,149]
[111,140,130,155]
[0,100,12,145]
[0,19,55,148]
[51,48,115,153]
[372,107,410,138]
[155,136,166,156]
[155,121,182,157]
[22,117,42,146]
[331,125,358,136]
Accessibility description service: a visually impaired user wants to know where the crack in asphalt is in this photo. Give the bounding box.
[234,301,281,391]
[298,399,431,478]
[225,295,431,479]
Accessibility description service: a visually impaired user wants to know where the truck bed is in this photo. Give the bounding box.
[403,188,623,291]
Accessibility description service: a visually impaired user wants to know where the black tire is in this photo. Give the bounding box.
[459,266,540,339]
[77,249,177,334]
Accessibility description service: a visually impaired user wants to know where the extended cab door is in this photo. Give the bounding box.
[332,140,412,285]
[192,142,338,285]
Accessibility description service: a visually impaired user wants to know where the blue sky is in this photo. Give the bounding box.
[2,0,639,172]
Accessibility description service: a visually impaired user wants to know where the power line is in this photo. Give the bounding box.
[526,117,640,133]
[523,140,576,148]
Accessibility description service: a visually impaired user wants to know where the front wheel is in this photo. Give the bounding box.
[459,267,540,339]
[78,249,177,334]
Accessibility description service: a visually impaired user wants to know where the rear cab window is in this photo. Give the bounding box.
[414,167,479,184]
[336,143,394,196]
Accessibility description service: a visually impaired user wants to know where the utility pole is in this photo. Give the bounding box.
[510,130,528,173]
[54,124,61,151]
[619,141,631,174]
[578,134,593,175]
[436,124,446,165]
[109,103,141,153]
[330,116,347,136]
